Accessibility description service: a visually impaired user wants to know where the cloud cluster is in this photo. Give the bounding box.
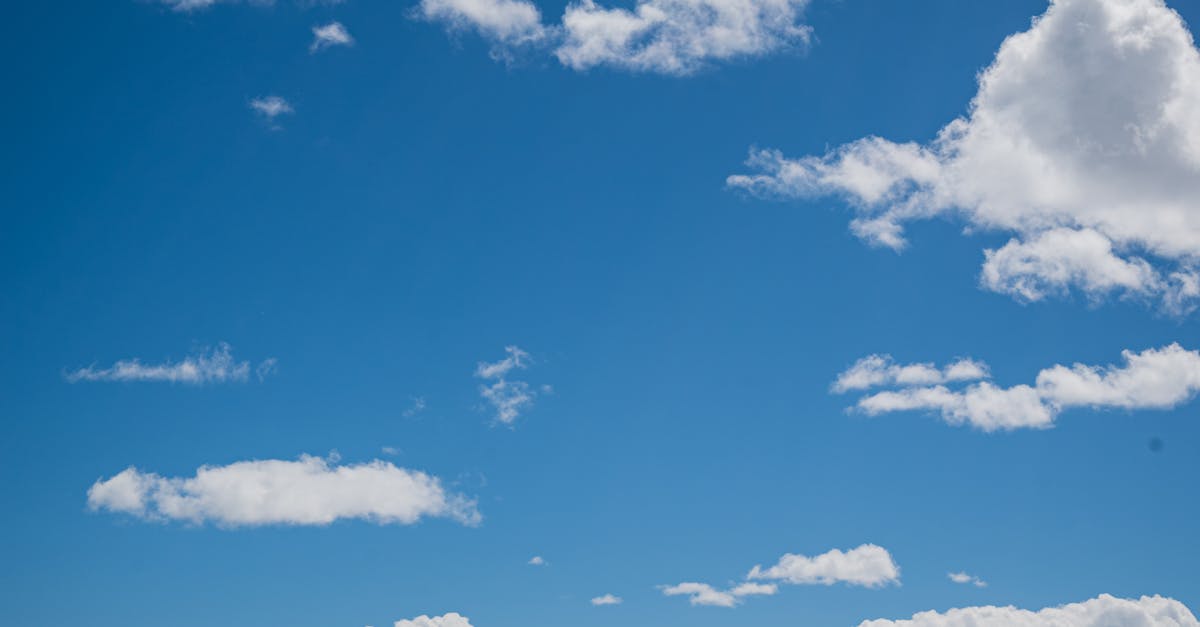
[857,594,1199,627]
[419,0,811,74]
[65,342,273,385]
[393,613,474,627]
[833,355,988,393]
[476,346,541,425]
[88,454,481,527]
[661,582,777,608]
[839,344,1200,431]
[311,21,354,52]
[663,544,899,609]
[729,0,1200,314]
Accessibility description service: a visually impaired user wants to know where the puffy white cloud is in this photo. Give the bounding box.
[88,454,481,527]
[394,613,474,627]
[661,581,777,607]
[528,555,546,565]
[476,346,542,425]
[419,0,547,47]
[849,344,1200,431]
[310,21,354,53]
[729,0,1200,313]
[747,544,900,587]
[420,0,811,74]
[556,0,811,74]
[591,594,622,605]
[833,355,989,393]
[65,342,273,385]
[947,571,986,587]
[857,594,1198,627]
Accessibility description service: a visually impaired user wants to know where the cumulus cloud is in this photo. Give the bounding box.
[88,454,481,527]
[848,343,1200,431]
[857,594,1198,627]
[661,581,777,607]
[729,0,1200,314]
[393,613,474,627]
[748,544,900,588]
[475,346,542,425]
[310,21,354,52]
[833,355,989,393]
[591,594,622,605]
[420,0,811,74]
[528,555,546,565]
[65,342,273,385]
[947,571,986,588]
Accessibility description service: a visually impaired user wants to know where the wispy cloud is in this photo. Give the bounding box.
[88,454,481,527]
[310,21,354,52]
[249,95,293,128]
[948,571,987,587]
[404,396,428,418]
[590,594,622,606]
[475,346,542,425]
[839,344,1200,431]
[65,342,273,385]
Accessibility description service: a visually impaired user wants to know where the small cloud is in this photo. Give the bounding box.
[591,594,622,606]
[381,446,402,456]
[249,96,294,128]
[403,396,427,418]
[948,571,987,587]
[528,556,546,566]
[310,21,354,53]
[475,346,545,425]
[65,343,274,385]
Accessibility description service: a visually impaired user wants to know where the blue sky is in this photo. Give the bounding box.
[2,0,1200,626]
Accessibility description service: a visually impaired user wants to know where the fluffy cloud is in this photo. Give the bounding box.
[729,0,1200,313]
[65,342,273,385]
[310,21,354,52]
[88,454,481,527]
[833,355,989,393]
[848,343,1200,431]
[528,555,546,565]
[857,594,1198,627]
[661,581,777,607]
[947,571,986,587]
[393,613,474,627]
[748,544,900,587]
[420,0,811,74]
[591,594,623,605]
[476,346,541,425]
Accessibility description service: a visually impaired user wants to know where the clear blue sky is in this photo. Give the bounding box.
[2,1,1199,626]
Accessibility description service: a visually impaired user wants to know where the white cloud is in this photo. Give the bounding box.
[88,454,481,527]
[65,343,273,385]
[475,346,541,425]
[947,572,986,588]
[528,555,546,565]
[850,343,1200,431]
[310,21,354,53]
[154,0,275,12]
[420,0,811,74]
[857,594,1198,627]
[747,544,900,588]
[394,613,474,627]
[591,594,623,605]
[404,396,428,417]
[419,0,547,48]
[556,0,811,74]
[729,0,1200,313]
[250,95,293,118]
[661,581,777,607]
[833,355,989,393]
